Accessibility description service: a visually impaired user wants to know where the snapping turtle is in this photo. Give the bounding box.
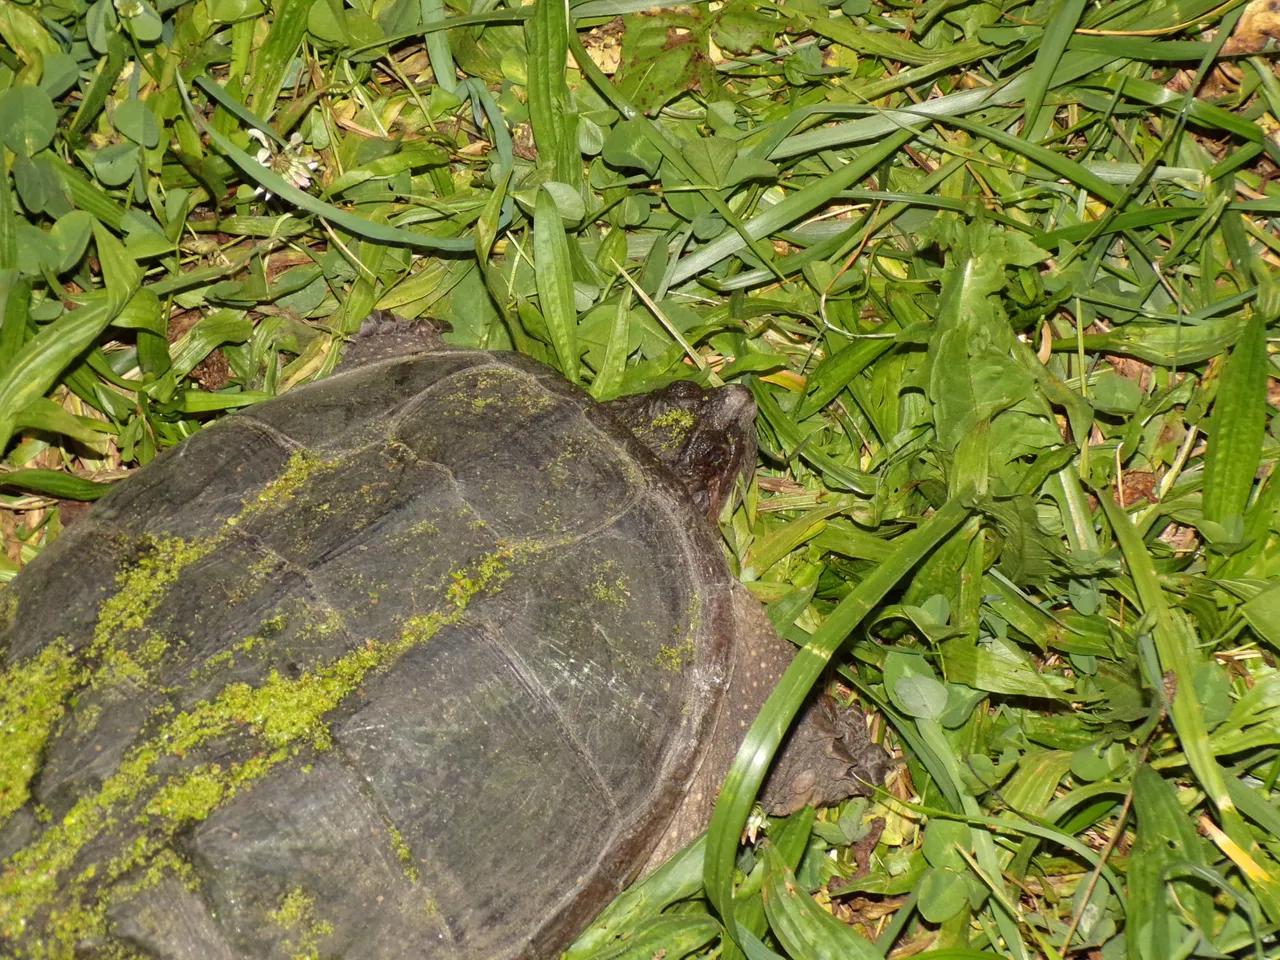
[0,318,887,959]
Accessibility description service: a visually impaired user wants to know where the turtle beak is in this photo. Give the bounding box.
[710,385,756,432]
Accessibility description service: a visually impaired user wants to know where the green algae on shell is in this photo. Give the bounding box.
[0,642,78,824]
[0,541,523,948]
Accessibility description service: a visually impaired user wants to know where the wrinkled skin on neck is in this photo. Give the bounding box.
[602,380,757,518]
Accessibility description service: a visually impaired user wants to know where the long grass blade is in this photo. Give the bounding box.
[705,497,971,952]
[534,187,580,383]
[1202,311,1269,527]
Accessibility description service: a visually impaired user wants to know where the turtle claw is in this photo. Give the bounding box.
[760,692,890,816]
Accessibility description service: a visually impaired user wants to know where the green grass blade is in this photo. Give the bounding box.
[1080,73,1265,144]
[12,397,114,446]
[0,468,114,500]
[1098,495,1219,797]
[0,169,16,273]
[581,916,722,960]
[1202,311,1269,527]
[1022,0,1089,136]
[247,0,317,119]
[1129,765,1214,958]
[800,10,976,65]
[48,156,128,231]
[420,0,458,94]
[534,187,580,384]
[944,114,1121,204]
[0,300,122,452]
[196,74,286,146]
[1098,494,1280,920]
[466,80,514,176]
[526,0,579,186]
[589,287,631,401]
[760,844,880,960]
[1048,318,1247,366]
[178,391,273,413]
[741,504,843,581]
[567,834,708,957]
[68,34,127,136]
[749,380,876,494]
[0,276,30,369]
[705,497,971,953]
[796,337,896,421]
[178,76,474,252]
[763,93,992,161]
[669,129,916,286]
[475,167,511,265]
[0,226,138,452]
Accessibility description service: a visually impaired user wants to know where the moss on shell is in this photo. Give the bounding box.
[0,531,526,953]
[587,560,630,607]
[385,823,419,882]
[0,430,534,956]
[143,764,228,822]
[239,450,337,518]
[90,536,216,664]
[270,887,334,960]
[655,640,696,672]
[444,368,556,419]
[0,642,78,825]
[0,590,16,633]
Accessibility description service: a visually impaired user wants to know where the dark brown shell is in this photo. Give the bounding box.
[0,351,736,959]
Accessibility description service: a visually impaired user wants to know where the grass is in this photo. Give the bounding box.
[0,0,1278,956]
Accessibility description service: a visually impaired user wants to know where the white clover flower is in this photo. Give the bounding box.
[743,803,769,844]
[247,129,321,201]
[247,128,273,164]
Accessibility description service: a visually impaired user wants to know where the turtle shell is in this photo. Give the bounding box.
[0,350,737,959]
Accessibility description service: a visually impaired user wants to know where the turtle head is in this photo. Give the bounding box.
[603,380,757,518]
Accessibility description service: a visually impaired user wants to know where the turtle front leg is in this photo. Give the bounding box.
[643,583,889,871]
